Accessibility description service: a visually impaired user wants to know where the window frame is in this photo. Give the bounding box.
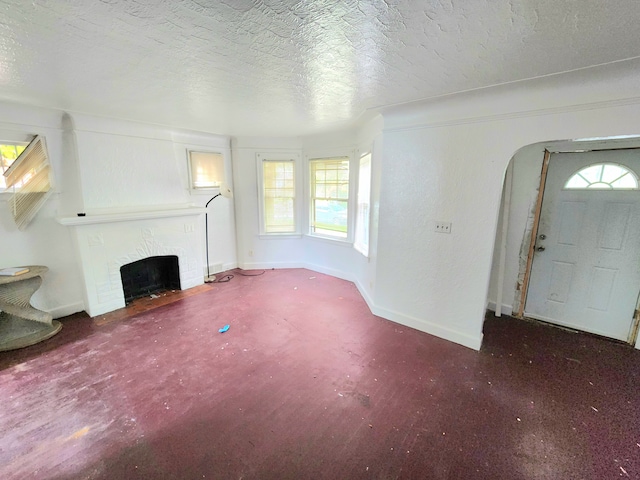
[305,149,356,243]
[256,152,302,237]
[186,149,226,194]
[354,150,372,257]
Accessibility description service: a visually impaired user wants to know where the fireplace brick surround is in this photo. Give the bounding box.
[58,206,205,317]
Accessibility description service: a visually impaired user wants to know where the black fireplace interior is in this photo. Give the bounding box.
[120,255,181,304]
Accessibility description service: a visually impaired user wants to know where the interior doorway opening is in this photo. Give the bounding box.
[487,136,640,347]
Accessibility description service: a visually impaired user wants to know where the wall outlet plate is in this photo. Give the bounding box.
[435,221,452,234]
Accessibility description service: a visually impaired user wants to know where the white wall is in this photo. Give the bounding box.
[171,130,237,275]
[376,60,640,350]
[0,105,238,317]
[232,136,306,269]
[69,113,238,278]
[0,103,85,317]
[231,119,384,307]
[6,60,640,351]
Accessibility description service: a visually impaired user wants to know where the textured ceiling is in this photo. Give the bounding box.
[1,0,640,136]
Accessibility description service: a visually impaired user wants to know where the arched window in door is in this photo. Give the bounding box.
[564,163,639,190]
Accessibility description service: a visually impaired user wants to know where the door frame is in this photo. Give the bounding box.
[515,148,640,345]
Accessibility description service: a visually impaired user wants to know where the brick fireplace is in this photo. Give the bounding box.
[58,206,205,316]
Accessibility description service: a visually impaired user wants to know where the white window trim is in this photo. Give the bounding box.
[256,151,302,236]
[305,148,356,244]
[186,148,227,195]
[354,149,372,257]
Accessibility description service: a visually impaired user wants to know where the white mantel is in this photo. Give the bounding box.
[58,206,205,317]
[58,205,205,226]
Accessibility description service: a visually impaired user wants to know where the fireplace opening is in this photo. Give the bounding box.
[120,255,181,304]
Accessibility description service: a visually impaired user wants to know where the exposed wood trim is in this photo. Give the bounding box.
[517,149,551,318]
[629,309,640,346]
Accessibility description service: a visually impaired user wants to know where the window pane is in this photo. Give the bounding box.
[588,182,611,189]
[565,163,639,190]
[579,165,603,183]
[190,151,224,188]
[310,157,349,239]
[312,199,348,237]
[3,136,52,230]
[263,160,295,233]
[565,175,589,189]
[0,143,27,189]
[601,164,627,184]
[611,173,638,189]
[354,153,372,256]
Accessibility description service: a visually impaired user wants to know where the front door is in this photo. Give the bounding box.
[525,150,640,342]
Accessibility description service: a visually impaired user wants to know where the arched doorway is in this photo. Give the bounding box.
[488,137,640,346]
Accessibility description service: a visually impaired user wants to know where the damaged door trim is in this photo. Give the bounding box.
[517,149,551,318]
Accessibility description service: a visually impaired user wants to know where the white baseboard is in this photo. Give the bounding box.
[353,279,375,313]
[222,261,238,272]
[182,277,203,290]
[370,303,483,351]
[86,299,125,317]
[203,262,239,277]
[239,261,305,270]
[486,300,513,316]
[304,262,354,283]
[48,301,85,319]
[245,262,482,351]
[40,258,485,351]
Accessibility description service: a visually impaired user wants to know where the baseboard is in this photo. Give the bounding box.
[222,261,238,272]
[87,299,125,317]
[306,263,481,350]
[352,278,375,313]
[203,262,483,351]
[371,304,483,351]
[48,301,85,319]
[239,261,306,270]
[182,277,204,290]
[203,262,239,276]
[304,262,354,283]
[486,300,513,316]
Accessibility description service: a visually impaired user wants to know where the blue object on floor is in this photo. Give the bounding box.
[219,324,230,333]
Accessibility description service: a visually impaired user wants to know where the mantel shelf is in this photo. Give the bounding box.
[56,206,206,226]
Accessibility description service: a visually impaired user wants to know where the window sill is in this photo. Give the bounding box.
[190,188,223,195]
[355,249,370,259]
[258,233,303,239]
[305,234,353,247]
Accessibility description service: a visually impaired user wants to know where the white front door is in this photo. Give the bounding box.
[525,150,640,342]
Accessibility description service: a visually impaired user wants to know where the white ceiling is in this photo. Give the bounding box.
[1,0,640,137]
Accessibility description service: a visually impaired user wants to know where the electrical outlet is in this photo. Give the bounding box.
[435,221,452,234]
[248,250,253,257]
[184,223,195,233]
